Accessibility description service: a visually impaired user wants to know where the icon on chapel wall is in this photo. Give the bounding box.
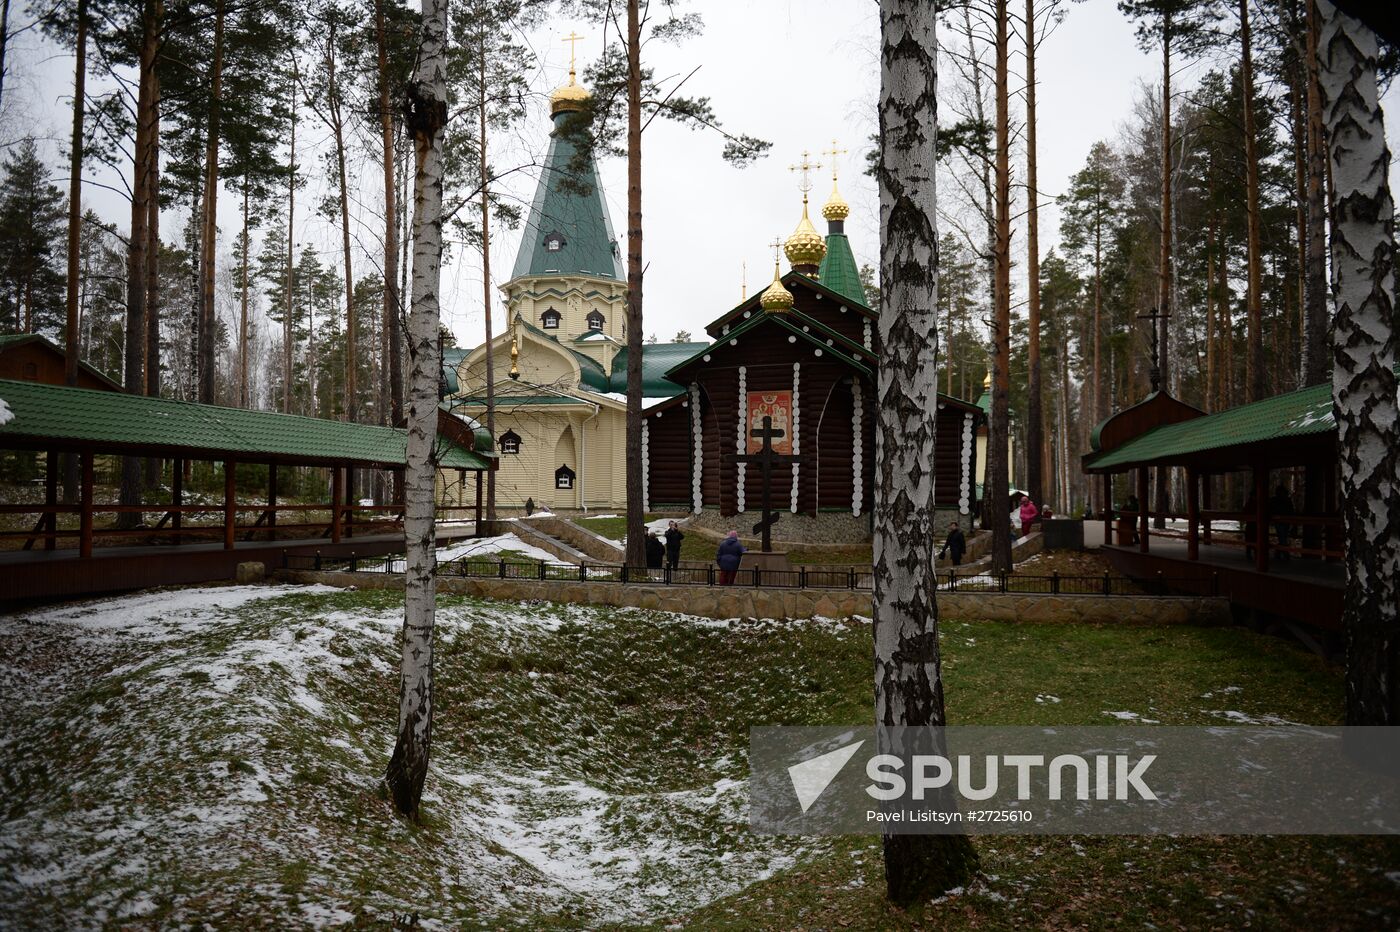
[544,231,566,252]
[747,391,793,455]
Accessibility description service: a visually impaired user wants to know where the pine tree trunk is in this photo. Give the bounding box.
[62,0,86,505]
[144,68,161,488]
[284,56,297,415]
[119,1,158,529]
[375,0,402,429]
[326,26,357,423]
[1303,0,1330,386]
[988,0,1013,572]
[385,0,448,818]
[623,0,646,567]
[876,0,978,901]
[478,40,496,522]
[1240,0,1265,403]
[1316,0,1400,726]
[198,0,224,405]
[1158,22,1173,386]
[240,186,250,407]
[1024,0,1042,510]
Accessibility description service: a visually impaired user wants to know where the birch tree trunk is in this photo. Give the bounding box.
[1316,0,1400,726]
[875,0,978,901]
[385,0,448,818]
[623,0,646,567]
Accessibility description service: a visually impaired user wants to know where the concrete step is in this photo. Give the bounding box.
[506,521,591,565]
[522,515,625,563]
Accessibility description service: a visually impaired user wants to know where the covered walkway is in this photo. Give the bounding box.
[1083,381,1345,630]
[0,379,495,602]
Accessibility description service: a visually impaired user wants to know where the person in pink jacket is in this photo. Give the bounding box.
[1019,497,1039,538]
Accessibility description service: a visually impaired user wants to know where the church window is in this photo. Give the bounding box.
[544,231,566,252]
[555,464,575,489]
[499,430,522,455]
[541,308,561,329]
[586,310,605,331]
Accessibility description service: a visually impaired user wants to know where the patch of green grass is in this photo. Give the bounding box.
[6,584,1396,930]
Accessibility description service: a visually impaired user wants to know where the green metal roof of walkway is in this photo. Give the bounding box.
[1082,379,1337,472]
[0,379,494,470]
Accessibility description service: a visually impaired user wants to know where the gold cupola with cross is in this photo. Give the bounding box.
[821,140,850,223]
[550,32,591,116]
[784,151,827,276]
[760,238,794,312]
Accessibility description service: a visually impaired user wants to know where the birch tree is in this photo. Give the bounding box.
[385,0,447,818]
[875,0,978,901]
[1315,0,1400,725]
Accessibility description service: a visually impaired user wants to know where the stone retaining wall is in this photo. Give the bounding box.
[276,570,1231,627]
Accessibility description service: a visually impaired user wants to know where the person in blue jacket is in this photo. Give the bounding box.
[715,530,746,585]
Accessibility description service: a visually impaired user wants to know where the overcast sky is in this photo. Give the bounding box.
[7,0,1399,353]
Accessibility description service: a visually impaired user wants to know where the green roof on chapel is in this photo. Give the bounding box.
[817,232,868,307]
[510,116,624,282]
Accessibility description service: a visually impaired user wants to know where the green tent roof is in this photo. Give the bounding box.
[0,379,494,470]
[816,232,869,307]
[1082,380,1340,472]
[510,117,623,282]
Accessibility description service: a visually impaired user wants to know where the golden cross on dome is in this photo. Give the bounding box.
[822,139,848,182]
[563,31,584,75]
[768,237,785,264]
[788,151,822,196]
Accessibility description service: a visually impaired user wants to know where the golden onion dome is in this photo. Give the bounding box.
[821,182,850,222]
[784,198,827,268]
[759,262,794,312]
[550,69,591,116]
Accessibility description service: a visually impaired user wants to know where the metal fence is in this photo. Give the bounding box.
[282,551,1219,597]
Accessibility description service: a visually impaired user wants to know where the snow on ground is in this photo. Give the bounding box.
[436,532,559,563]
[0,584,816,928]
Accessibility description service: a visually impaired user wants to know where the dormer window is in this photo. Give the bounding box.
[544,231,566,252]
[499,430,522,455]
[541,307,561,330]
[586,310,605,331]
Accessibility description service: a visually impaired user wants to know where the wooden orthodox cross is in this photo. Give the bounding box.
[1136,306,1170,393]
[733,415,805,552]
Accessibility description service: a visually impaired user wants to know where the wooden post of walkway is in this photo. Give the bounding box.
[44,449,58,551]
[1254,463,1268,573]
[268,463,278,540]
[1137,466,1149,553]
[1201,473,1212,545]
[474,470,484,532]
[331,466,343,544]
[79,452,93,558]
[1186,466,1199,561]
[224,460,237,550]
[172,458,183,545]
[345,466,355,539]
[1102,473,1113,545]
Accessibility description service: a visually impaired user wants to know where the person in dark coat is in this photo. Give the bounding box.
[939,521,966,565]
[664,521,684,570]
[716,530,745,585]
[645,530,665,569]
